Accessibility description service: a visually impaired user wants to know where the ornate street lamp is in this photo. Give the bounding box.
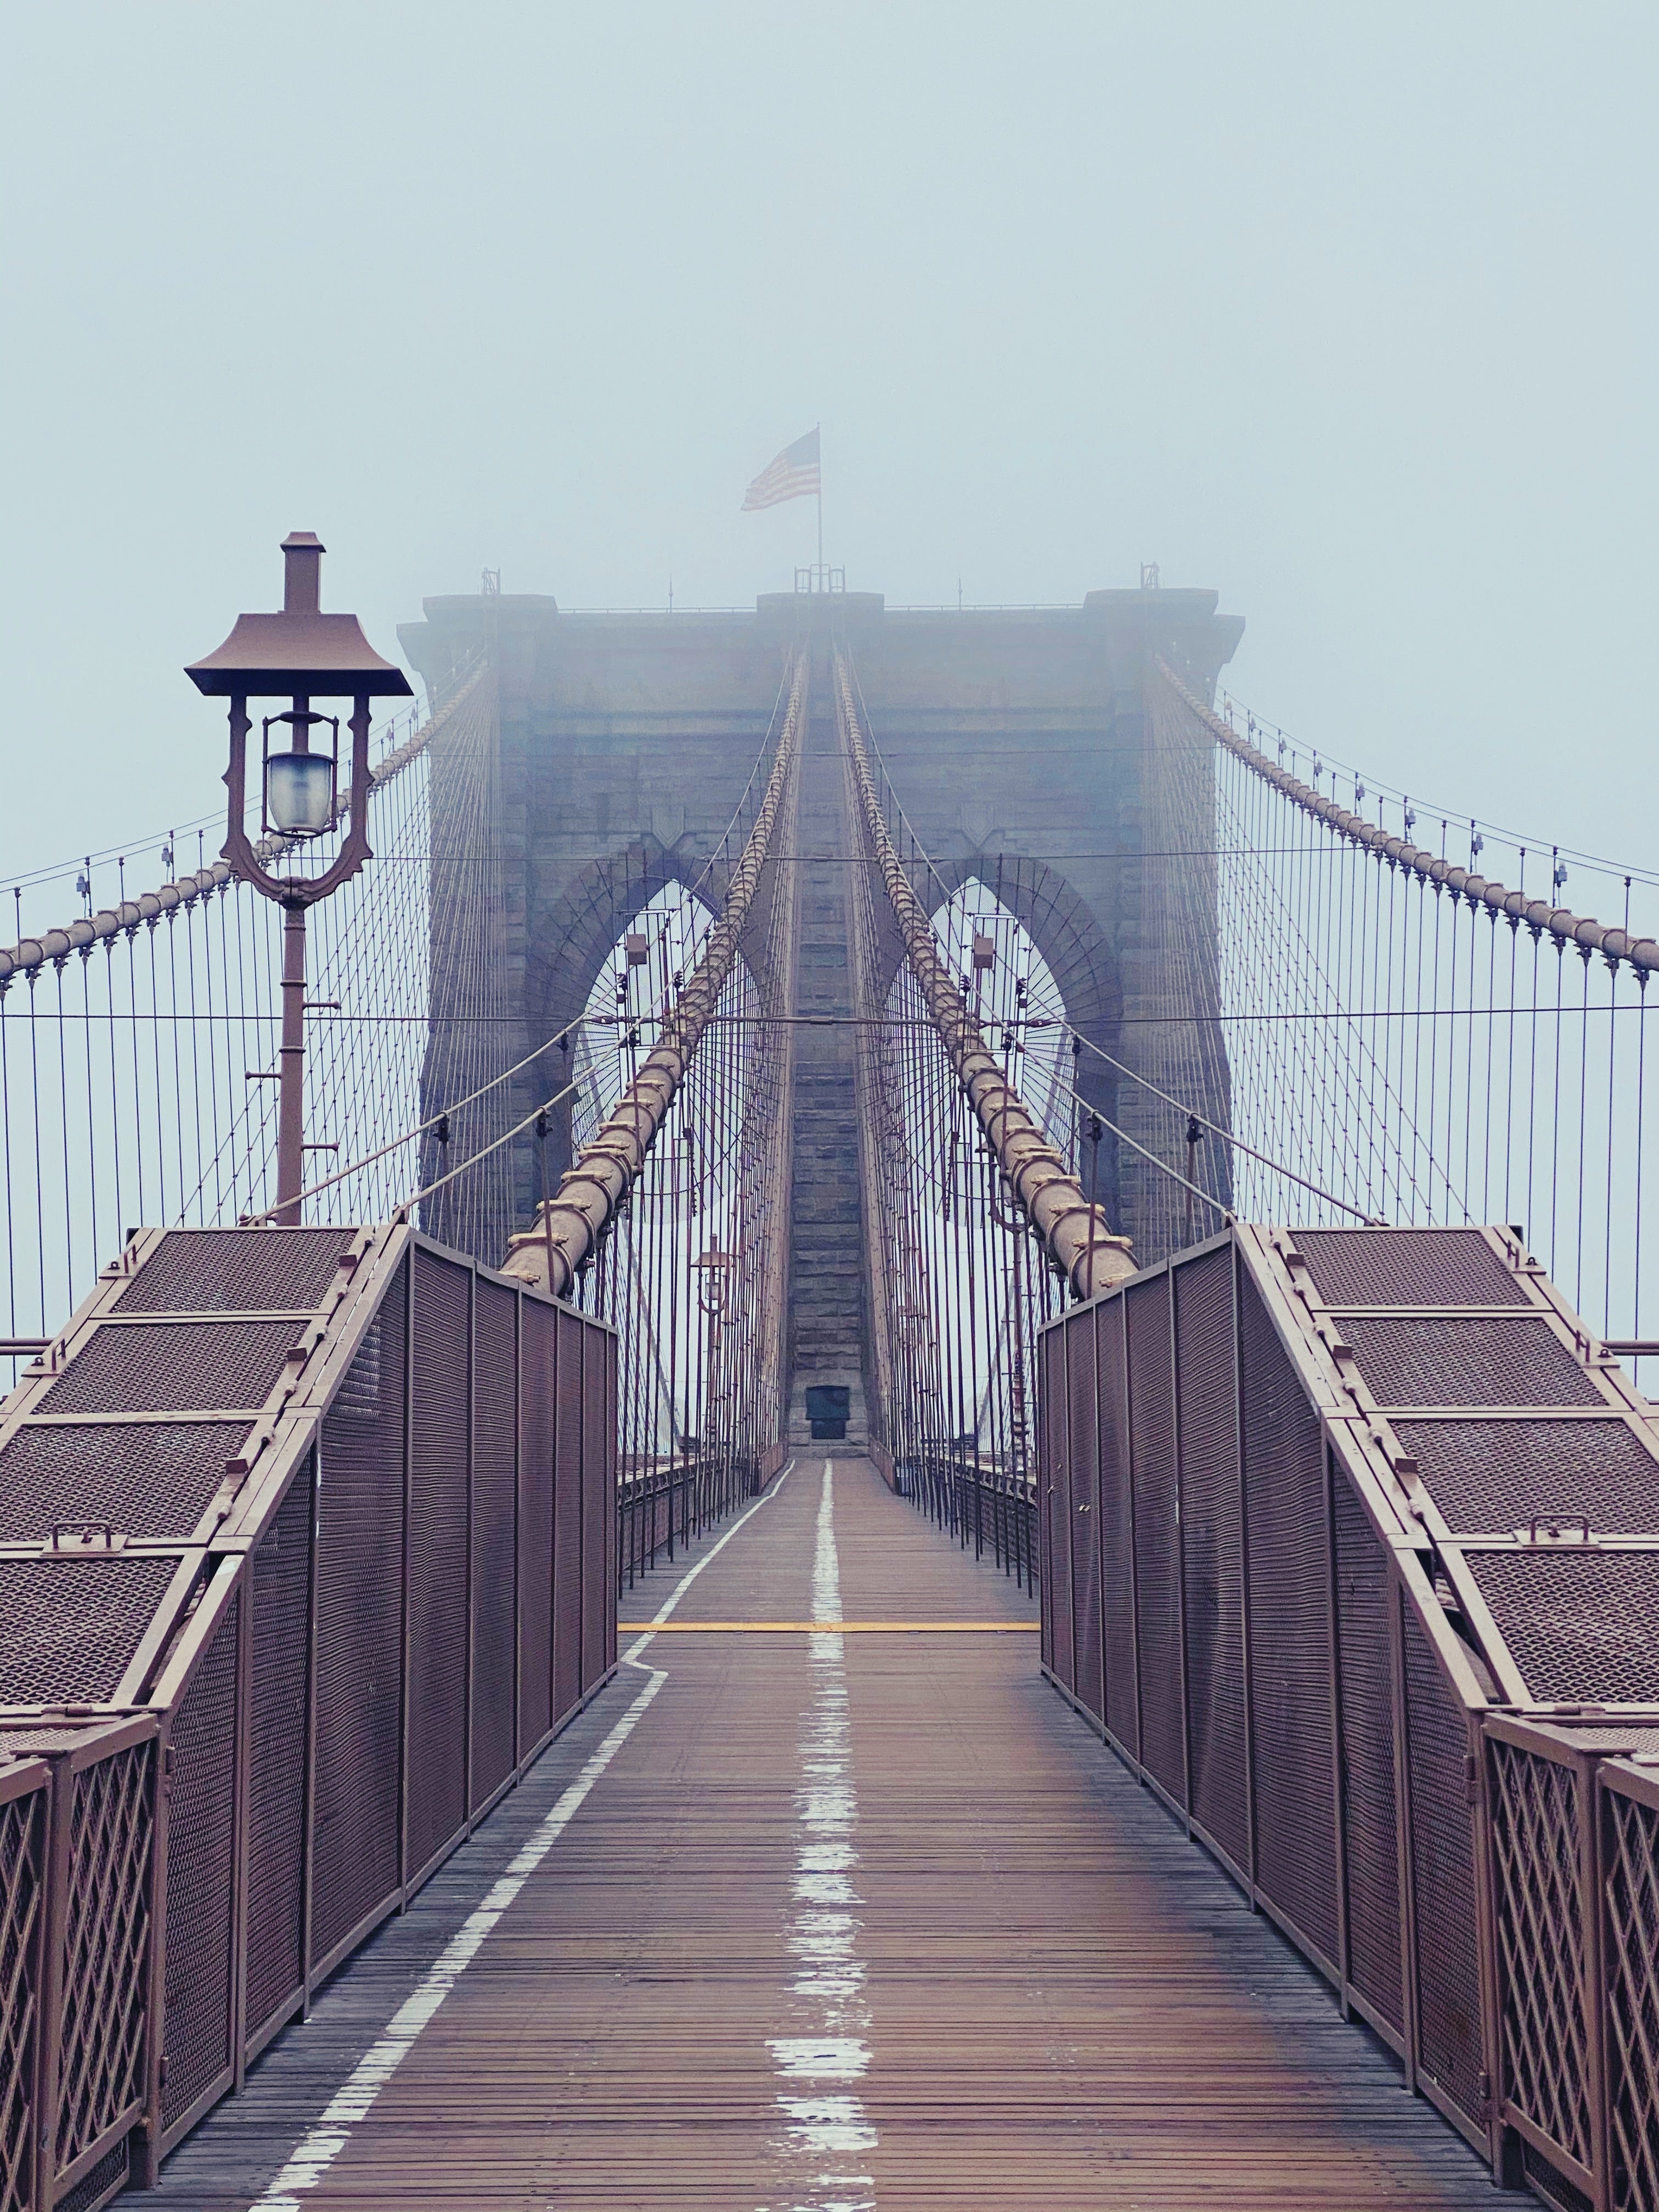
[187,532,411,1221]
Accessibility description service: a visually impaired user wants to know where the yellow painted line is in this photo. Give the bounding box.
[617,1620,1041,1634]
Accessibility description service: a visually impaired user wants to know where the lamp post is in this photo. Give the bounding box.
[188,532,411,1222]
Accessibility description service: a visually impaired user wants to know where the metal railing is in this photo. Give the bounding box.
[901,1449,1039,1593]
[1039,1218,1659,2202]
[0,1719,155,2212]
[0,1220,617,2209]
[1485,1718,1659,2211]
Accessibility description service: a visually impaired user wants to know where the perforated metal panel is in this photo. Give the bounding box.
[1175,1248,1248,1871]
[1095,1299,1138,1757]
[1471,1550,1659,1703]
[605,1334,619,1671]
[552,1307,583,1727]
[0,1421,248,1544]
[470,1279,517,1813]
[1127,1276,1183,1804]
[1046,1318,1076,1697]
[1065,1309,1103,1724]
[244,1459,312,2044]
[0,1555,179,1706]
[40,1320,300,1415]
[1293,1228,1526,1308]
[55,2136,129,2211]
[517,1301,556,1755]
[1037,1327,1063,1674]
[1392,1415,1659,1537]
[1522,2141,1595,2212]
[1338,1313,1601,1408]
[1333,1477,1403,2035]
[1403,1616,1483,2128]
[55,1741,153,2178]
[117,1227,354,1314]
[1240,1273,1339,1966]
[407,1248,471,1878]
[310,1265,405,1964]
[580,1325,609,1695]
[161,1590,240,2130]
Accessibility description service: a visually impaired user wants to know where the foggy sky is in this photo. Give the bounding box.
[2,3,1654,915]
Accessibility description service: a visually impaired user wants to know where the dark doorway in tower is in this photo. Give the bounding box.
[805,1385,850,1441]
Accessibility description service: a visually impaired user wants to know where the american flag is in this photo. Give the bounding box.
[741,426,820,511]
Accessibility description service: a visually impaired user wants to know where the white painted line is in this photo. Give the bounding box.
[763,1459,877,2212]
[247,1459,795,2208]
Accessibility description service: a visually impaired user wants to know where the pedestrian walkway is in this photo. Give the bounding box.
[150,1457,1494,2209]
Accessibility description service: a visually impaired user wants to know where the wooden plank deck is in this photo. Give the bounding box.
[149,1455,1496,2209]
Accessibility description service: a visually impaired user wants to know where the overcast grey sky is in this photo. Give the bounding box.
[2,2,1654,912]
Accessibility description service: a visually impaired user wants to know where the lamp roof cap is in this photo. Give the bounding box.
[186,531,413,699]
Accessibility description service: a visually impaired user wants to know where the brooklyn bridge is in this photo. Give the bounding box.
[2,537,1657,2212]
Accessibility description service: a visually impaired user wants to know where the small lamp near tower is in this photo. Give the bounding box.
[187,532,411,1222]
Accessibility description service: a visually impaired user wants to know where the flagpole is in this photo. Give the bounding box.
[816,421,823,574]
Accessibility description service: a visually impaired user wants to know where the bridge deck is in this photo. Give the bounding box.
[150,1457,1492,2209]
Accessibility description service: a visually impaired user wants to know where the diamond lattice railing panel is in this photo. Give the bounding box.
[1488,1740,1593,2169]
[1603,1785,1659,2212]
[0,1785,43,2212]
[54,1745,153,2177]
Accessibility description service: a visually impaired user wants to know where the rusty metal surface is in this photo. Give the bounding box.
[154,1457,1495,2208]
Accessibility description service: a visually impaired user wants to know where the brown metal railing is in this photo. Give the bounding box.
[1483,1719,1659,2211]
[1039,1218,1659,2204]
[0,1719,155,2212]
[903,1449,1039,1594]
[0,1219,617,2209]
